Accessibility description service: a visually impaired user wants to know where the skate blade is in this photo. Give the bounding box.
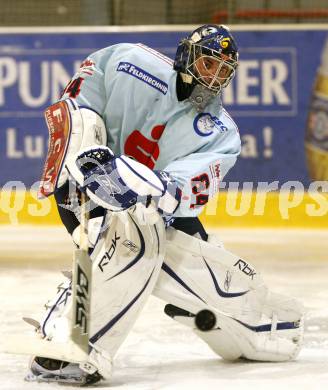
[25,370,86,385]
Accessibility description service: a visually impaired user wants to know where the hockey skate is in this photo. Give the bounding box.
[25,356,103,385]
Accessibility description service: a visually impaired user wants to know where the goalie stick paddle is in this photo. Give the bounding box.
[71,191,92,355]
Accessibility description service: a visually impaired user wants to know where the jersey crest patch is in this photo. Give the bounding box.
[193,113,228,137]
[117,62,168,95]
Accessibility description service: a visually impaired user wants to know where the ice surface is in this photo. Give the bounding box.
[0,226,328,390]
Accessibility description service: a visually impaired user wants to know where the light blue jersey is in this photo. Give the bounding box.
[61,43,241,217]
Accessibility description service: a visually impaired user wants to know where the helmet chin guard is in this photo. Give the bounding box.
[174,24,239,95]
[188,84,217,112]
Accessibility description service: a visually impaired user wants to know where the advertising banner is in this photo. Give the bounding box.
[0,27,328,189]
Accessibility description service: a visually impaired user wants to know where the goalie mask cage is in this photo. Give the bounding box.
[1,0,328,26]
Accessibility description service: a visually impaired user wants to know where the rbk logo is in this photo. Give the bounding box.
[124,124,165,169]
[234,259,257,279]
[98,232,121,272]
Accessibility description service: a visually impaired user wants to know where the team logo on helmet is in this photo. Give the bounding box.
[220,37,230,49]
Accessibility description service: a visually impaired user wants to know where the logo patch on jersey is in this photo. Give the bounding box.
[124,124,165,169]
[117,62,168,95]
[78,58,95,75]
[193,113,228,137]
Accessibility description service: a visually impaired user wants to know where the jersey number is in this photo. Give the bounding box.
[63,77,84,98]
[190,173,209,209]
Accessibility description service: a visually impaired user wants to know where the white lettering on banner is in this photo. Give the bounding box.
[25,136,43,158]
[223,59,291,106]
[237,60,259,104]
[240,127,274,159]
[262,60,290,104]
[0,57,18,105]
[0,58,73,108]
[240,134,258,158]
[6,128,23,158]
[6,128,44,159]
[19,61,49,107]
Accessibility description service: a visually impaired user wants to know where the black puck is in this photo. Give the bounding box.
[195,309,216,331]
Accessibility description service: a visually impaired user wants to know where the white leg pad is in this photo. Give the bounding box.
[153,228,304,362]
[39,211,165,377]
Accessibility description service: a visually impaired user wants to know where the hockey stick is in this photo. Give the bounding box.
[70,190,92,355]
[0,101,91,363]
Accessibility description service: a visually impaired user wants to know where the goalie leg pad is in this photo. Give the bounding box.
[36,211,165,378]
[153,228,304,362]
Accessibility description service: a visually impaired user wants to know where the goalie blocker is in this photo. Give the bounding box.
[39,98,108,198]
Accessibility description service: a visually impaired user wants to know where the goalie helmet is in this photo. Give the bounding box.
[174,24,239,94]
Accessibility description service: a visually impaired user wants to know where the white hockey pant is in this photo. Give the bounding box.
[39,211,165,378]
[153,228,304,362]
